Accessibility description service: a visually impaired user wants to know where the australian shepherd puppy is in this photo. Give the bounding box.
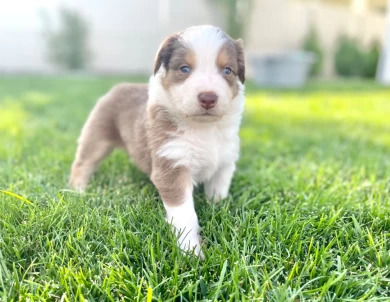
[69,25,245,258]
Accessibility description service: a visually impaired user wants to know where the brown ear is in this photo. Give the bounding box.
[235,39,245,84]
[154,34,179,75]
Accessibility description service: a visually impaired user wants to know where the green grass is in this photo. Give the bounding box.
[0,75,390,301]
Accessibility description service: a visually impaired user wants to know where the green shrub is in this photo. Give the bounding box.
[303,27,323,76]
[361,41,380,78]
[334,36,363,77]
[45,8,90,70]
[334,36,380,78]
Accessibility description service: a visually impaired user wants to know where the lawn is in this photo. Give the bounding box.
[0,76,389,301]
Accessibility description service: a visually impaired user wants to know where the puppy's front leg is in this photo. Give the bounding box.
[205,164,235,202]
[151,164,203,258]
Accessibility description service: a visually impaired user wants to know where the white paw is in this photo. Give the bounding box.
[166,216,204,259]
[68,178,86,192]
[177,229,205,259]
[205,190,226,203]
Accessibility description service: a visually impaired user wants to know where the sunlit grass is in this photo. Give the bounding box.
[0,76,389,300]
[0,102,27,135]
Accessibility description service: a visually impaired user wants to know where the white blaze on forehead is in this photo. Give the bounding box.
[181,26,227,71]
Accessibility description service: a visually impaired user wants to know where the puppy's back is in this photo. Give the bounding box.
[84,83,151,172]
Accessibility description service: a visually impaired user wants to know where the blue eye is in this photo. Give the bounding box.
[180,66,191,73]
[223,67,232,75]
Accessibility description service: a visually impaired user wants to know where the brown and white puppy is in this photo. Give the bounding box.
[69,25,245,258]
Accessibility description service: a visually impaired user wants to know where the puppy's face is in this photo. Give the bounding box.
[154,26,245,122]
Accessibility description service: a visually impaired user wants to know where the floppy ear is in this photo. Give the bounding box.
[235,39,245,84]
[154,34,179,75]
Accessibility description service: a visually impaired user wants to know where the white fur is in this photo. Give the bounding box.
[156,116,241,184]
[148,25,245,257]
[204,163,236,201]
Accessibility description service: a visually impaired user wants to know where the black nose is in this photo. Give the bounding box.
[198,92,218,109]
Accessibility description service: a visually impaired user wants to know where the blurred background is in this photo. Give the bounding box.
[0,0,389,87]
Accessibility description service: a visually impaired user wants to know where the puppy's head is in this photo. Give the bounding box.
[153,25,245,122]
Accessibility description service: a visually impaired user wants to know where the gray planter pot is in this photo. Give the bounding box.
[251,51,316,88]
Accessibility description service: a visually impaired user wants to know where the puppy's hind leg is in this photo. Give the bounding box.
[69,137,114,191]
[69,103,119,191]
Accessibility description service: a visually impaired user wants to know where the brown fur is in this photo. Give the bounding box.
[234,40,245,84]
[147,105,190,205]
[69,84,189,206]
[154,34,180,75]
[216,41,241,97]
[161,46,196,90]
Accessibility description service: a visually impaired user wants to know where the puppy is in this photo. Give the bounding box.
[69,25,245,257]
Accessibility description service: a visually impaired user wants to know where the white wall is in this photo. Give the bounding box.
[0,0,225,74]
[245,0,387,77]
[377,1,390,84]
[0,0,386,77]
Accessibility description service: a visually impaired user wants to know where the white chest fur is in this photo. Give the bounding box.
[156,121,240,184]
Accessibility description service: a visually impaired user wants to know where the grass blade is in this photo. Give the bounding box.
[0,189,35,207]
